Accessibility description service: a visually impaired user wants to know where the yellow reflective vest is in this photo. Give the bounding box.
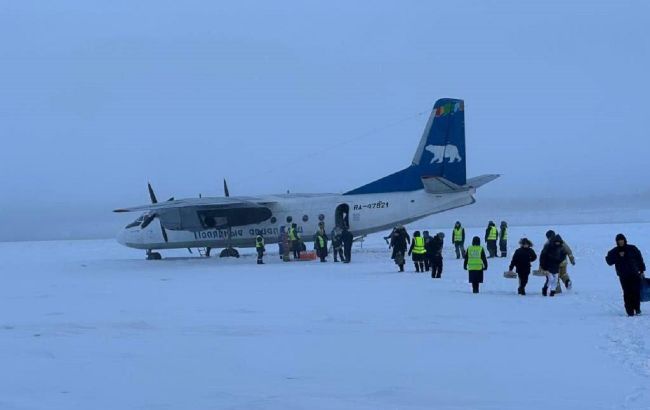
[467,245,485,270]
[413,236,426,254]
[487,226,498,241]
[501,227,508,240]
[453,227,463,243]
[256,237,264,248]
[289,227,297,241]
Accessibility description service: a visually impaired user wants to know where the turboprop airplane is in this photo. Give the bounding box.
[115,98,499,259]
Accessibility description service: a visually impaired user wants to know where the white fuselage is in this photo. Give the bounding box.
[117,189,476,250]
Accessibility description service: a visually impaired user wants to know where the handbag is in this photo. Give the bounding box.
[503,271,517,279]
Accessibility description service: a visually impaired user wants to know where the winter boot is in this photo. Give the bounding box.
[399,265,404,272]
[549,290,556,297]
[415,264,420,273]
[542,286,548,297]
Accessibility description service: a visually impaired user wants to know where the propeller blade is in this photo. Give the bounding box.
[223,179,230,197]
[148,182,158,204]
[166,197,174,202]
[160,224,169,242]
[140,213,156,229]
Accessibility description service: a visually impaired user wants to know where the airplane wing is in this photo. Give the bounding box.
[114,196,277,231]
[113,196,274,213]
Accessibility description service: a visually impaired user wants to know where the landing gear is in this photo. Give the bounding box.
[205,247,212,257]
[146,250,162,260]
[218,226,240,258]
[219,247,240,258]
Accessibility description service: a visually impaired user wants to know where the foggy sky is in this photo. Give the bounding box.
[1,0,648,241]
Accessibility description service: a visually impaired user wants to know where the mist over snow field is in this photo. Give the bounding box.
[1,222,649,410]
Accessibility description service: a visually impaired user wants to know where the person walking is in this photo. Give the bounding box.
[451,221,466,259]
[557,235,576,292]
[540,235,568,297]
[389,225,408,272]
[430,232,444,278]
[485,221,498,258]
[331,226,344,262]
[288,223,301,260]
[464,236,488,293]
[314,224,328,262]
[606,234,646,316]
[499,221,508,257]
[408,231,427,272]
[423,231,433,271]
[538,230,576,293]
[255,235,265,264]
[341,227,353,263]
[509,238,537,295]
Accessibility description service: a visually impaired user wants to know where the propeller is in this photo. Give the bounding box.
[142,182,169,242]
[223,178,230,197]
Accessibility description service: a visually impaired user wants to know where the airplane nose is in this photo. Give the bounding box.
[117,229,128,246]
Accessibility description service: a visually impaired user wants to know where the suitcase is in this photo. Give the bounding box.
[642,278,650,303]
[532,269,548,277]
[503,270,517,279]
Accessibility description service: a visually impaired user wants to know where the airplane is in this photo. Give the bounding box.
[114,98,499,260]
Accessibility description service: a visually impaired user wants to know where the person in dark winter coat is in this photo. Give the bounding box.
[464,236,488,293]
[451,221,466,259]
[430,232,444,278]
[509,238,537,295]
[499,221,508,257]
[389,225,409,272]
[606,234,646,316]
[331,227,344,262]
[485,221,498,258]
[313,225,328,262]
[340,227,353,263]
[540,235,568,297]
[278,226,290,261]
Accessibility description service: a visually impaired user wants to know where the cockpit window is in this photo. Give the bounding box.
[125,215,145,229]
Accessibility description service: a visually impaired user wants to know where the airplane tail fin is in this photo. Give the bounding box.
[344,98,467,195]
[411,98,466,185]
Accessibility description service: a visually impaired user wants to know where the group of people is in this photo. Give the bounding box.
[255,222,354,264]
[386,226,444,277]
[256,219,647,317]
[312,223,354,263]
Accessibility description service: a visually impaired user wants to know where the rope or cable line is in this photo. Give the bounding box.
[264,108,431,186]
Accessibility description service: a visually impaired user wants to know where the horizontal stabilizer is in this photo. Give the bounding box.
[465,174,500,189]
[421,176,463,194]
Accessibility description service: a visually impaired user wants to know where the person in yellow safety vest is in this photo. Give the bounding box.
[289,223,301,260]
[255,235,265,264]
[499,221,508,258]
[484,221,499,258]
[464,236,489,293]
[451,221,466,259]
[408,230,427,272]
[314,224,328,262]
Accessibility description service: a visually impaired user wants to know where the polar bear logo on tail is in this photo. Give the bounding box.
[425,144,462,164]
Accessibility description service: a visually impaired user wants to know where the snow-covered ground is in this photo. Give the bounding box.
[0,222,649,410]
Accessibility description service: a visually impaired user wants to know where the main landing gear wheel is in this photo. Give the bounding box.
[146,250,162,260]
[219,247,240,258]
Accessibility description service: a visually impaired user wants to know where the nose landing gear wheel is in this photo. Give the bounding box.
[146,250,162,260]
